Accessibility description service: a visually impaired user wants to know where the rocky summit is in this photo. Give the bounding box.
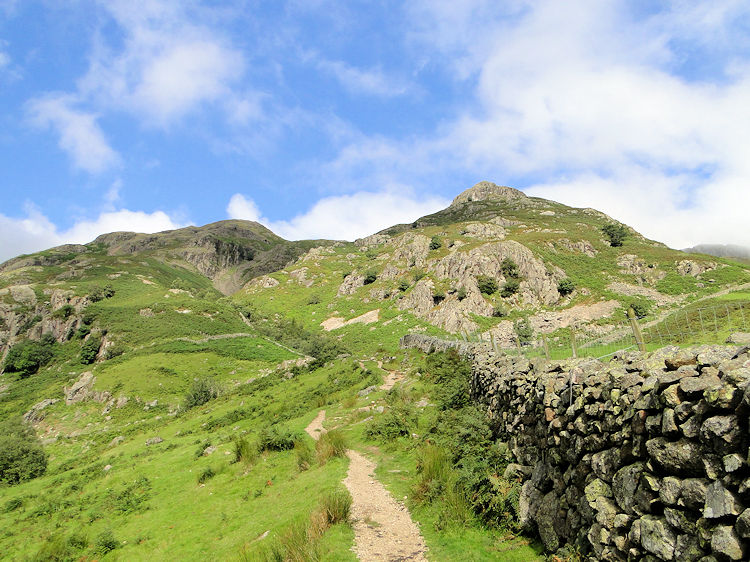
[0,182,749,561]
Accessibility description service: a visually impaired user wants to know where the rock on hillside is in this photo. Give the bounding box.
[449,181,529,207]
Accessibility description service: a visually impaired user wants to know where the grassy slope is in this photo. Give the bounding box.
[1,197,748,561]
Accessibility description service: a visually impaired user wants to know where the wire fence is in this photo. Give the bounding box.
[447,301,750,361]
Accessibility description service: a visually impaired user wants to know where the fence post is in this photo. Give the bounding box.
[542,333,551,360]
[570,328,578,359]
[628,307,647,352]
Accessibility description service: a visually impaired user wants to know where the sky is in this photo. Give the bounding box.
[1,0,749,262]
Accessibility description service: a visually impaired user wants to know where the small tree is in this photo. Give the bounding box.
[432,289,446,305]
[514,318,534,345]
[0,418,47,485]
[500,258,520,279]
[80,335,102,364]
[363,270,378,285]
[500,278,520,298]
[476,275,498,295]
[602,224,628,247]
[557,278,575,297]
[456,286,467,301]
[3,335,57,378]
[398,279,410,292]
[183,378,219,410]
[429,236,442,250]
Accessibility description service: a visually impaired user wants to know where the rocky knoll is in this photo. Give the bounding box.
[470,345,750,561]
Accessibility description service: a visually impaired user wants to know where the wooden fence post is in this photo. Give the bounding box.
[570,328,578,359]
[628,307,646,352]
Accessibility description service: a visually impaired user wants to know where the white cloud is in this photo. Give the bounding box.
[0,50,9,69]
[320,0,750,248]
[26,94,121,174]
[316,58,410,97]
[0,205,186,263]
[78,1,247,127]
[226,190,449,241]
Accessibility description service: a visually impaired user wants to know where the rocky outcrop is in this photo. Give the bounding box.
[338,272,366,296]
[470,345,750,561]
[64,372,111,405]
[449,181,528,207]
[677,260,717,277]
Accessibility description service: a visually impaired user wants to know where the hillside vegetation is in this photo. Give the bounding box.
[0,182,747,560]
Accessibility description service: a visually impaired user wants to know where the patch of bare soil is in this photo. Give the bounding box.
[305,410,326,440]
[343,450,428,561]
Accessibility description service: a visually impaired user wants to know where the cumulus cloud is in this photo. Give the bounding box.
[321,0,750,248]
[0,205,186,263]
[26,94,121,174]
[79,0,247,127]
[226,190,449,241]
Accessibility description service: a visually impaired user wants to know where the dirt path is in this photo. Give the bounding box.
[304,409,428,560]
[305,410,326,440]
[343,450,428,561]
[379,370,404,391]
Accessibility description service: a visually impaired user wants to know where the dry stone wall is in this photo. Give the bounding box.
[470,344,750,561]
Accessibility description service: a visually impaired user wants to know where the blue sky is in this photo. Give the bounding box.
[1,0,749,261]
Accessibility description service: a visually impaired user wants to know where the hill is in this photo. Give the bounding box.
[0,181,748,561]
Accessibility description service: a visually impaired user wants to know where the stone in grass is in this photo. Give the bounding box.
[145,436,163,446]
[639,515,677,560]
[711,525,745,561]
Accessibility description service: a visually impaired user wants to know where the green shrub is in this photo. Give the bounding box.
[306,294,321,305]
[429,236,442,250]
[294,439,313,471]
[432,289,446,305]
[602,223,628,247]
[500,258,520,279]
[233,437,258,465]
[110,476,151,514]
[363,269,378,285]
[3,497,23,512]
[182,378,219,410]
[398,279,410,292]
[79,335,102,364]
[413,271,426,283]
[317,488,351,525]
[476,275,498,295]
[492,306,507,318]
[3,335,56,378]
[89,284,115,303]
[94,530,119,554]
[514,318,534,344]
[456,286,467,300]
[51,304,74,319]
[0,418,47,485]
[425,349,471,410]
[197,467,216,484]
[315,429,347,464]
[557,278,575,296]
[258,425,299,452]
[365,395,416,441]
[500,278,520,297]
[629,301,649,319]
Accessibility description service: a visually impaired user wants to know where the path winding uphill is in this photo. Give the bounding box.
[304,406,428,561]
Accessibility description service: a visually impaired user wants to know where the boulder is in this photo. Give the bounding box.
[639,515,676,560]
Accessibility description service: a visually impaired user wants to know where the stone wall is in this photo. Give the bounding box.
[470,345,750,561]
